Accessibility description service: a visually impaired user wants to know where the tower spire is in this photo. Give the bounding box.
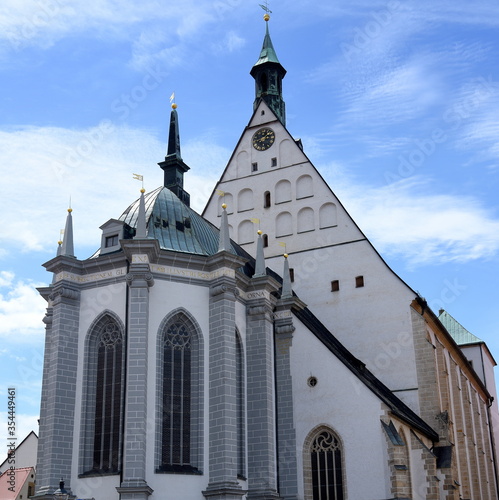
[250,11,286,125]
[158,101,191,206]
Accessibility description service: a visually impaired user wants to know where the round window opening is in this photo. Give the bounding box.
[307,376,318,387]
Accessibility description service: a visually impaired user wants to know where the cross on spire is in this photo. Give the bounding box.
[259,1,272,14]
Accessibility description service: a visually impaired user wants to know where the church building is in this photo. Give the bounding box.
[34,15,499,500]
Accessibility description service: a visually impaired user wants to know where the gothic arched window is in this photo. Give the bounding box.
[81,313,125,475]
[93,321,123,472]
[157,311,203,474]
[310,429,344,500]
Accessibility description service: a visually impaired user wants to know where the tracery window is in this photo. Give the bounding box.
[81,313,125,476]
[310,430,344,500]
[161,320,192,470]
[93,321,123,472]
[157,311,203,474]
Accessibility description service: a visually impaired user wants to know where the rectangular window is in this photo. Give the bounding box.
[331,280,339,292]
[105,234,119,247]
[271,157,277,167]
[252,162,258,172]
[355,276,364,288]
[289,268,295,283]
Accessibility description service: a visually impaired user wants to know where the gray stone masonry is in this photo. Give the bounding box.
[274,297,299,500]
[119,261,154,500]
[33,283,80,499]
[205,273,243,498]
[203,251,247,500]
[246,276,280,500]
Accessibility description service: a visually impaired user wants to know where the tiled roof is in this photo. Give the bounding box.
[0,467,33,499]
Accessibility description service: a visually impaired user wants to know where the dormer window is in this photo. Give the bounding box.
[100,219,125,255]
[105,234,119,248]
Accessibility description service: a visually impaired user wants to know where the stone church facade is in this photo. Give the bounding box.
[34,18,498,500]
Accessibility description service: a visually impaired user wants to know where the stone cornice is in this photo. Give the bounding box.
[122,238,161,263]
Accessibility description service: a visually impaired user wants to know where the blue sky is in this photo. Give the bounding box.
[1,0,499,442]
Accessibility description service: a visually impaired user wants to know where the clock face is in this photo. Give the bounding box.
[252,127,275,151]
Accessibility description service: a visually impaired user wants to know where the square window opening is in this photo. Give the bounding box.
[355,276,364,288]
[105,235,119,248]
[331,280,339,292]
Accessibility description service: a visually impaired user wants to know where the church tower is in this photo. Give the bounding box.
[250,14,286,125]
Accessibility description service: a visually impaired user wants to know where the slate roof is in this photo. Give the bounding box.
[438,309,483,345]
[119,186,255,276]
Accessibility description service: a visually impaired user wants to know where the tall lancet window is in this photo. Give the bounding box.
[93,321,123,472]
[157,310,203,474]
[310,429,344,500]
[81,313,125,476]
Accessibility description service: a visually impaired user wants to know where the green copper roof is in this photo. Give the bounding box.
[119,187,254,275]
[438,310,483,345]
[253,23,281,67]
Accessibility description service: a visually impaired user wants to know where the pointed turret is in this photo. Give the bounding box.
[250,14,286,125]
[60,207,76,258]
[158,103,191,206]
[218,203,231,252]
[281,253,292,298]
[254,230,266,277]
[135,188,147,239]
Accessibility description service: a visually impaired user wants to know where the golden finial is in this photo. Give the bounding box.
[222,203,227,209]
[68,208,73,213]
[58,240,63,246]
[257,229,263,235]
[264,13,270,21]
[140,188,145,193]
[172,103,177,109]
[284,253,288,258]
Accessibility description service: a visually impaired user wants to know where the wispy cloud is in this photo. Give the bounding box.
[0,123,230,254]
[322,170,499,266]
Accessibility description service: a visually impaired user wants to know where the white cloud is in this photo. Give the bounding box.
[0,123,231,255]
[0,411,39,444]
[323,172,499,266]
[0,275,46,340]
[0,271,15,287]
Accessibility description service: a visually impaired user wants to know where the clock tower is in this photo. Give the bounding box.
[250,15,286,125]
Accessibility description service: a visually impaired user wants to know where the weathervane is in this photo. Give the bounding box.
[259,1,272,19]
